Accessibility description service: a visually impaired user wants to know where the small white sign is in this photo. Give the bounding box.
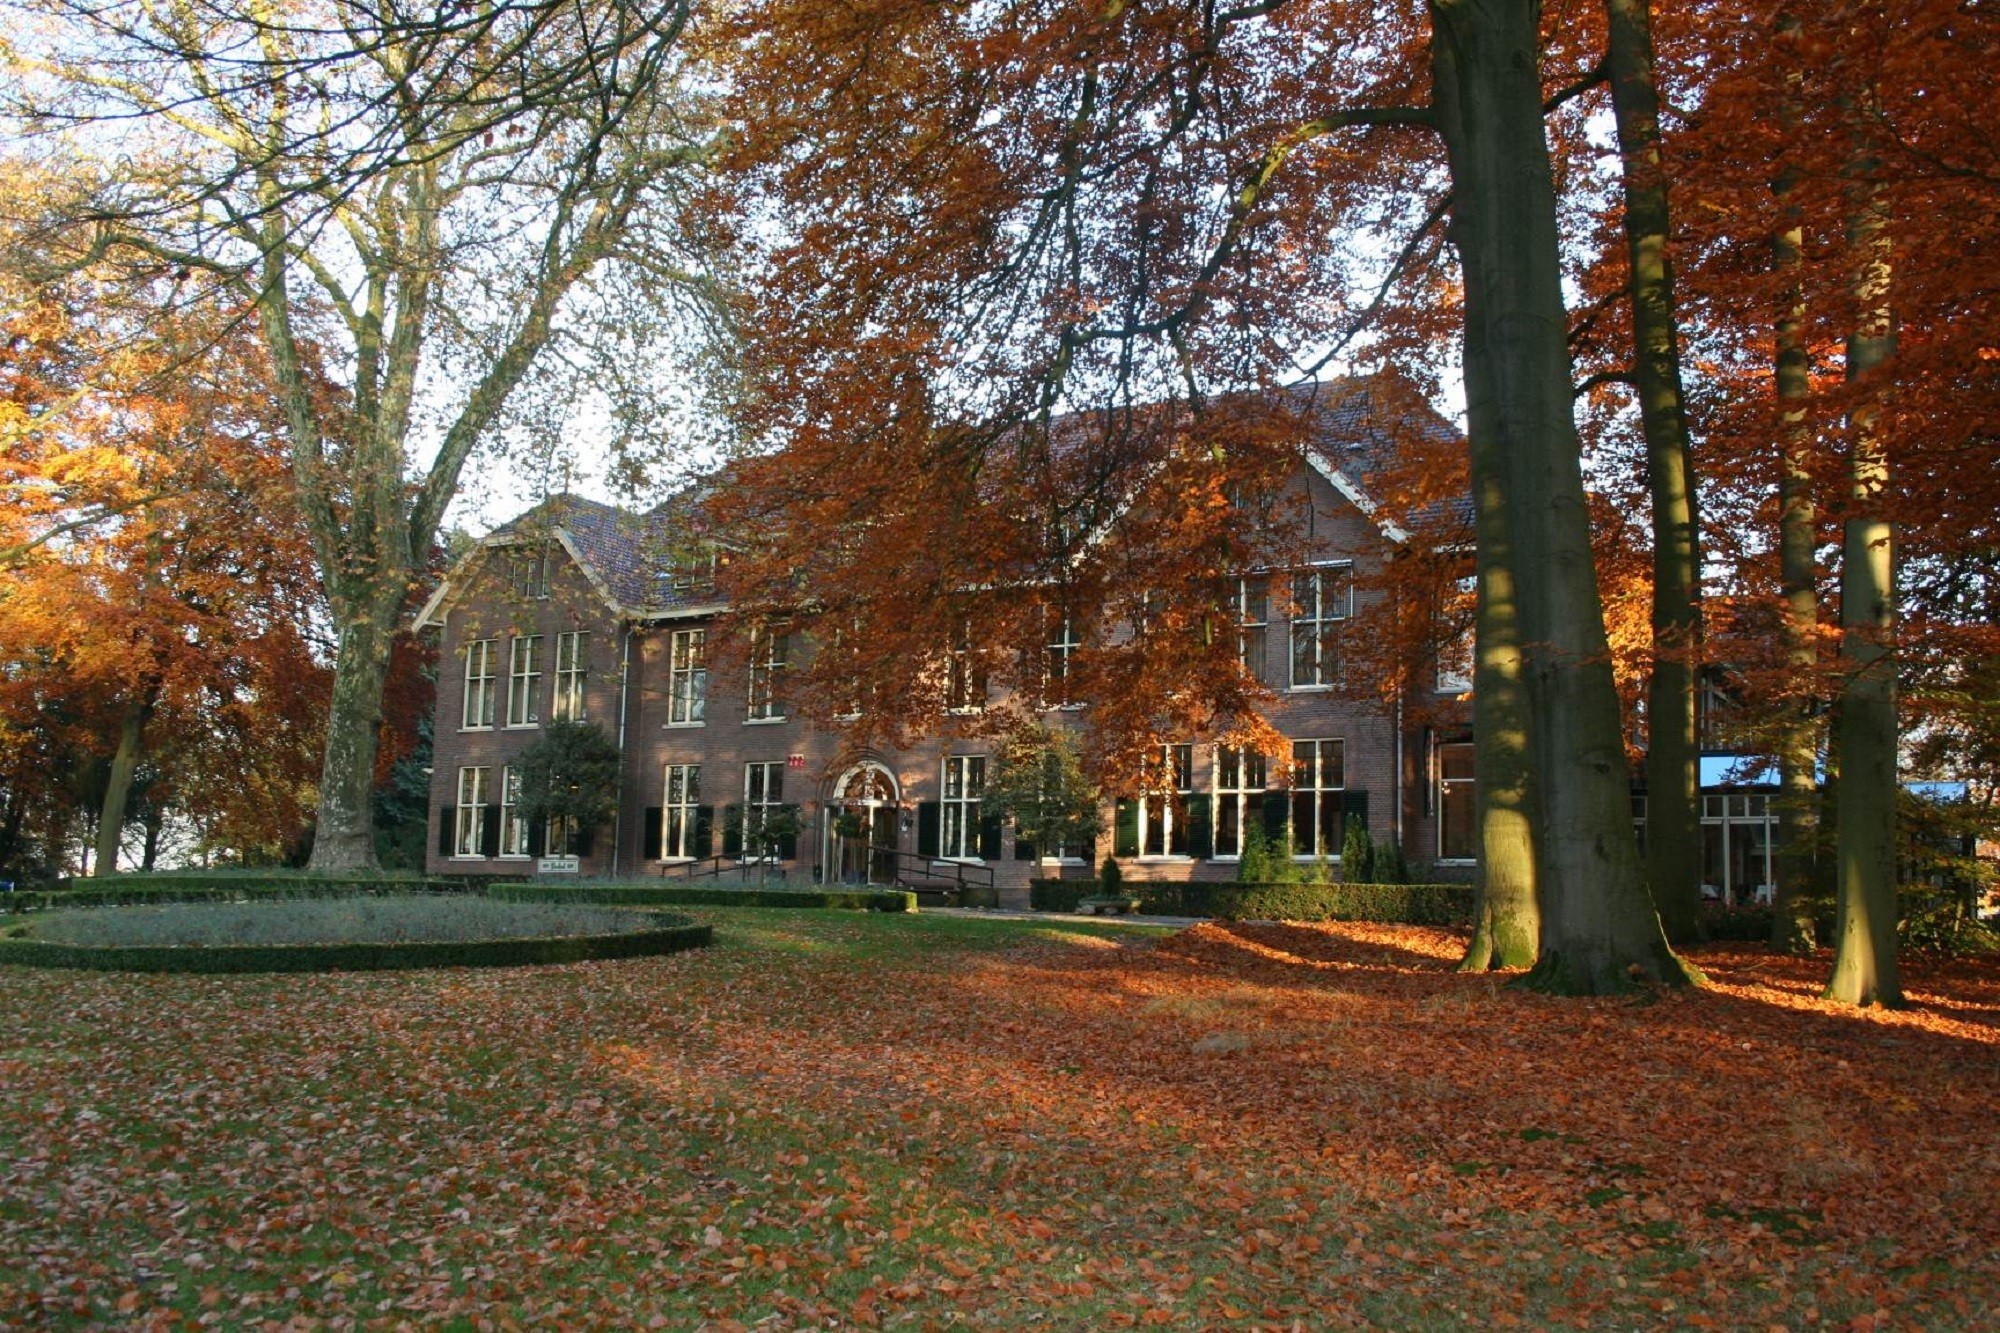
[537,856,581,875]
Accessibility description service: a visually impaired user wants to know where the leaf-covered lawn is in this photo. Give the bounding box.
[3,910,1996,1330]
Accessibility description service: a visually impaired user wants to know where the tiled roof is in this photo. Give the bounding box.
[1279,377,1473,537]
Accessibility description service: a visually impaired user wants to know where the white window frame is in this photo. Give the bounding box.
[513,549,550,600]
[499,765,530,859]
[1212,745,1268,860]
[1289,565,1351,690]
[743,761,786,859]
[663,763,702,861]
[667,629,707,726]
[1436,740,1476,863]
[454,766,490,858]
[746,626,789,722]
[1436,574,1475,693]
[462,638,497,730]
[945,620,985,714]
[1138,743,1194,859]
[940,754,988,860]
[1289,738,1346,858]
[1234,577,1269,683]
[552,631,588,722]
[506,634,543,728]
[1045,612,1082,709]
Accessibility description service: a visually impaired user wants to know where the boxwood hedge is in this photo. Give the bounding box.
[3,876,477,914]
[489,882,915,912]
[1030,878,1473,925]
[0,915,711,974]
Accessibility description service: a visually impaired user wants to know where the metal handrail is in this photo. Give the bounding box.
[860,845,996,894]
[658,854,789,884]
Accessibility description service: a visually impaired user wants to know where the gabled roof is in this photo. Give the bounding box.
[1279,377,1472,542]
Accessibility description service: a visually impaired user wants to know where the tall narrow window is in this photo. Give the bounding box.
[462,638,497,729]
[1436,574,1474,693]
[454,766,490,856]
[1437,741,1476,861]
[667,629,706,725]
[945,620,986,713]
[746,627,789,721]
[940,754,988,858]
[499,766,530,858]
[1289,566,1350,688]
[513,549,549,599]
[1213,746,1268,858]
[1044,612,1082,708]
[552,631,589,721]
[744,761,785,857]
[1289,739,1346,857]
[1140,744,1194,857]
[1235,578,1268,683]
[507,635,543,727]
[663,764,702,859]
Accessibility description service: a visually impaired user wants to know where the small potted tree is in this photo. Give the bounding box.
[514,722,623,866]
[1080,855,1142,915]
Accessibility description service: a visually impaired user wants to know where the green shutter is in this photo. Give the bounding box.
[695,805,714,858]
[979,814,1002,861]
[1114,799,1139,858]
[575,823,595,857]
[917,802,941,857]
[527,816,547,859]
[1261,790,1290,841]
[1014,827,1037,861]
[438,807,455,856]
[777,805,800,860]
[479,806,502,858]
[642,807,663,861]
[1186,799,1213,859]
[721,803,742,858]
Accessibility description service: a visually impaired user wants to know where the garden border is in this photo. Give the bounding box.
[488,883,916,912]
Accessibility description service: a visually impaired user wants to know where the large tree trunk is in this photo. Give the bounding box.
[1430,0,1691,992]
[1769,28,1822,951]
[91,695,151,877]
[306,603,397,872]
[1460,289,1539,972]
[1606,0,1702,945]
[1824,144,1901,1007]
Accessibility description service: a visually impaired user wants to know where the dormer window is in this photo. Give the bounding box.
[512,550,550,600]
[670,545,720,595]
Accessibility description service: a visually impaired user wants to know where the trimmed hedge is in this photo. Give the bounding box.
[4,876,474,914]
[0,915,711,974]
[489,883,916,912]
[1030,877,1473,925]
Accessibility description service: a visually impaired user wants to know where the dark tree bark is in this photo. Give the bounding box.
[1605,0,1703,944]
[91,693,153,877]
[1430,0,1692,992]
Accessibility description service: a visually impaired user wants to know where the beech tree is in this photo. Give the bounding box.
[6,0,723,869]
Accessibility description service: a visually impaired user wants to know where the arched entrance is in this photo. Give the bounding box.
[828,763,900,885]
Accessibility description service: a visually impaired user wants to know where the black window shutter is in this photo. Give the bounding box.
[575,823,594,857]
[1186,799,1213,859]
[916,801,941,857]
[695,805,714,858]
[777,804,800,860]
[438,806,455,856]
[528,816,547,858]
[1013,827,1036,861]
[1342,788,1370,837]
[1114,799,1138,857]
[1260,790,1290,841]
[479,806,502,858]
[978,814,1002,861]
[721,803,742,858]
[642,807,663,861]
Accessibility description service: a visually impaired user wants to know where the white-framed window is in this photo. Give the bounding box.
[744,761,785,857]
[1232,578,1269,682]
[506,635,543,727]
[667,629,706,725]
[1140,743,1194,857]
[1289,566,1351,689]
[746,626,789,721]
[1436,574,1475,693]
[462,638,497,729]
[499,765,530,858]
[552,631,588,722]
[1289,738,1346,857]
[454,766,490,857]
[1212,745,1268,859]
[670,545,719,595]
[1045,612,1082,708]
[945,620,985,713]
[1437,740,1476,861]
[940,754,988,859]
[663,763,702,860]
[547,813,579,856]
[513,549,550,599]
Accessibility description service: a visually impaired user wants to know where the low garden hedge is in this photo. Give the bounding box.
[1030,878,1474,925]
[489,882,916,912]
[0,915,711,974]
[4,875,474,914]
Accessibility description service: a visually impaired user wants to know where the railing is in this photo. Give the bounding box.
[859,846,996,901]
[657,855,790,886]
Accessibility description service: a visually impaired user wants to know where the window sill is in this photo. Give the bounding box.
[664,721,706,729]
[1434,857,1475,867]
[1136,856,1193,864]
[459,725,494,733]
[449,854,487,861]
[504,723,540,731]
[743,716,788,726]
[1286,684,1333,694]
[1037,857,1090,865]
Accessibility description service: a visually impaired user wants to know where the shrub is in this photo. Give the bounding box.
[25,896,648,948]
[1341,820,1375,883]
[1029,878,1087,912]
[1236,829,1272,883]
[1131,881,1473,925]
[488,882,914,912]
[1099,857,1125,897]
[1376,839,1410,885]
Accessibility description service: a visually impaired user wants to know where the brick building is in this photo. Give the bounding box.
[418,379,1476,905]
